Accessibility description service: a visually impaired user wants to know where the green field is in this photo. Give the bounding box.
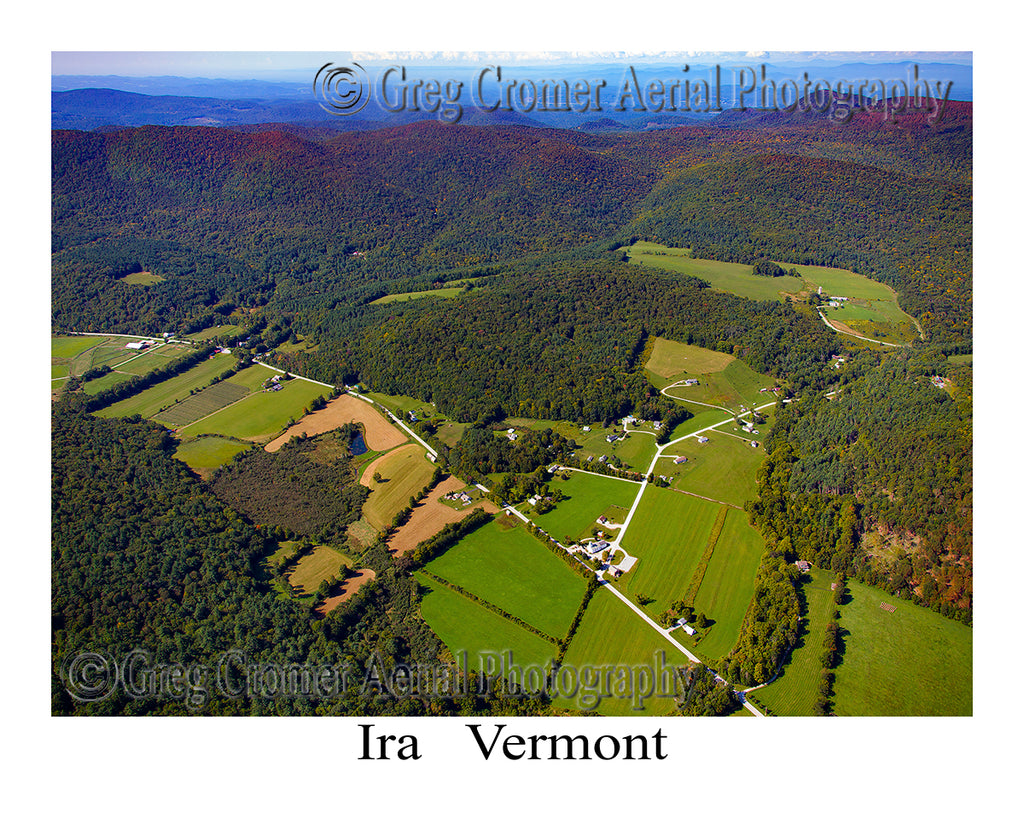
[120,271,165,285]
[52,335,107,359]
[223,364,276,390]
[153,381,250,427]
[660,431,766,507]
[617,488,724,611]
[754,568,838,716]
[628,242,805,302]
[173,435,252,473]
[530,471,641,543]
[553,588,692,715]
[185,324,245,342]
[658,359,777,413]
[831,580,972,716]
[114,343,192,375]
[425,518,588,638]
[94,356,237,420]
[179,377,332,442]
[689,510,764,659]
[416,572,559,674]
[361,445,437,530]
[81,370,135,394]
[370,286,465,305]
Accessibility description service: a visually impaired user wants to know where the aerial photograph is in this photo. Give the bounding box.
[50,48,974,725]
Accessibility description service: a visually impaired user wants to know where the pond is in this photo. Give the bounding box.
[350,431,368,456]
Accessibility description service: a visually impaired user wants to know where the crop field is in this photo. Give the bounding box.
[552,588,692,716]
[528,470,640,543]
[359,444,438,531]
[425,517,588,639]
[265,393,406,453]
[153,382,250,427]
[831,579,972,716]
[689,510,764,659]
[416,572,559,673]
[180,377,332,442]
[754,568,838,716]
[388,477,498,556]
[617,488,724,611]
[173,435,251,474]
[628,242,805,302]
[317,569,376,614]
[660,432,766,507]
[94,355,236,420]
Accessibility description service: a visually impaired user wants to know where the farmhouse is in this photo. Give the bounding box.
[673,456,688,464]
[795,560,812,573]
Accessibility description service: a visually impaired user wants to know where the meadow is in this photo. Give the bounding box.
[627,242,805,302]
[660,432,766,507]
[416,572,559,673]
[617,488,724,612]
[753,568,838,716]
[831,579,972,716]
[529,470,641,543]
[552,589,692,716]
[369,286,465,305]
[173,435,252,475]
[289,544,354,597]
[689,510,764,660]
[425,517,588,639]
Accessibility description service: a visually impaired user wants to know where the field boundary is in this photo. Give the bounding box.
[683,506,728,605]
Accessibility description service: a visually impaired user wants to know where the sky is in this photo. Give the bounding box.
[52,50,973,78]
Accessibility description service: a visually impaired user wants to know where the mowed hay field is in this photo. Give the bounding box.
[530,471,640,543]
[289,544,354,595]
[645,338,736,380]
[617,488,723,611]
[425,518,588,639]
[831,580,972,716]
[265,393,407,453]
[754,568,838,716]
[660,433,766,507]
[388,477,498,556]
[552,589,692,715]
[416,572,559,673]
[689,510,764,660]
[359,444,437,531]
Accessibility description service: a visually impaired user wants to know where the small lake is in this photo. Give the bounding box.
[350,431,368,456]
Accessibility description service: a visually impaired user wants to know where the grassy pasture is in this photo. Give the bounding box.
[628,242,805,302]
[370,286,465,305]
[754,568,837,716]
[529,470,640,543]
[185,324,244,342]
[645,338,736,379]
[115,343,191,376]
[660,432,765,507]
[360,445,437,530]
[94,355,236,420]
[180,377,332,442]
[119,271,165,285]
[552,588,692,715]
[52,335,107,359]
[425,517,587,638]
[617,488,723,611]
[690,510,764,659]
[416,572,559,673]
[173,435,251,473]
[831,579,972,716]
